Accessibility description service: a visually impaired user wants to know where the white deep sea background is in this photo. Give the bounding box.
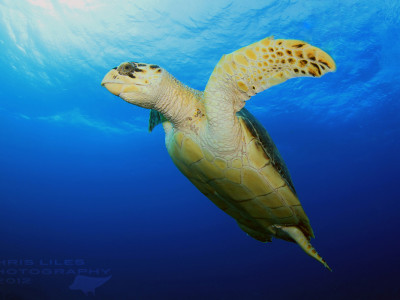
[0,0,400,299]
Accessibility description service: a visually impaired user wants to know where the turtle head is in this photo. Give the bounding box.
[101,62,165,109]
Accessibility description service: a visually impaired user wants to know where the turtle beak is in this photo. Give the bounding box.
[101,69,125,96]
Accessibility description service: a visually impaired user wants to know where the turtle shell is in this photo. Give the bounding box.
[237,107,296,196]
[235,107,314,242]
[150,107,314,243]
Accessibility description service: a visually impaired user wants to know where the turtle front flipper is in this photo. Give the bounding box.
[204,36,336,114]
[149,109,167,132]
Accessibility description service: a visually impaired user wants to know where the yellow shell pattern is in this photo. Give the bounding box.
[166,117,312,243]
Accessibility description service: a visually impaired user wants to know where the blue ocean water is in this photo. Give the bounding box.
[0,0,399,299]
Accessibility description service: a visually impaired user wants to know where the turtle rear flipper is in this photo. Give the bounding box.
[276,225,332,271]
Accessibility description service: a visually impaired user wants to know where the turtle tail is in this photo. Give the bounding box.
[279,226,332,271]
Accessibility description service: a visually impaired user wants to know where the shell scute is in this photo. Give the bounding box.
[238,199,275,219]
[247,139,270,169]
[214,157,227,169]
[242,167,274,196]
[209,179,255,201]
[192,158,224,180]
[231,158,242,168]
[174,132,184,148]
[271,206,295,219]
[260,164,285,189]
[277,185,300,206]
[257,192,285,208]
[180,137,204,165]
[225,168,241,184]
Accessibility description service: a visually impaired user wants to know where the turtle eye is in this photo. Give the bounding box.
[118,63,135,75]
[124,64,133,71]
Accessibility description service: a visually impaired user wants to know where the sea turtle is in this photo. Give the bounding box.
[101,36,336,270]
